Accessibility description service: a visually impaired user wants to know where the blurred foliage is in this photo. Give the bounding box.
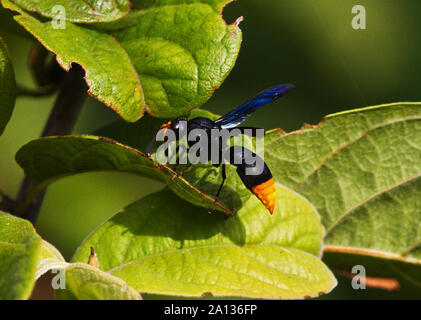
[1,0,421,299]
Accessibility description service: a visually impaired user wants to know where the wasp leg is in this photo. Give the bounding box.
[171,162,193,181]
[145,135,157,157]
[170,145,189,179]
[209,163,226,214]
[167,144,180,165]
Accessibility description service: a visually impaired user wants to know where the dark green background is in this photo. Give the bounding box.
[1,0,421,299]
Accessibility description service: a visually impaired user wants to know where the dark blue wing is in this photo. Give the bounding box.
[215,84,294,129]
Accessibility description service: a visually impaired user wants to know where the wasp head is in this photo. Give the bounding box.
[160,117,187,139]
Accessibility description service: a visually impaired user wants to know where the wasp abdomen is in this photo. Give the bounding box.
[226,146,276,214]
[251,178,276,214]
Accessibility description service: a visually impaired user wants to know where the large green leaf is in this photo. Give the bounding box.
[72,188,335,299]
[261,103,421,266]
[108,3,242,117]
[0,37,16,135]
[0,211,67,299]
[10,0,131,22]
[34,239,142,300]
[0,211,140,300]
[35,240,142,300]
[0,211,68,299]
[2,0,241,120]
[132,0,234,12]
[2,0,143,122]
[55,263,142,300]
[0,211,41,299]
[35,239,68,280]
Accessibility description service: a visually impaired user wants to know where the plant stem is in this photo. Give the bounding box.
[16,84,57,97]
[17,64,87,224]
[0,192,14,213]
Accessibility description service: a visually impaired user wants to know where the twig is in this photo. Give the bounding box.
[0,192,14,213]
[17,64,87,224]
[334,269,400,291]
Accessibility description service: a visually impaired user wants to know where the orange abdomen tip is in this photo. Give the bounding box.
[251,178,276,214]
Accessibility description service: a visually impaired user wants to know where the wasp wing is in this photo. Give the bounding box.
[214,84,294,129]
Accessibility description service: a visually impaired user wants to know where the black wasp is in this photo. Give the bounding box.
[146,84,294,214]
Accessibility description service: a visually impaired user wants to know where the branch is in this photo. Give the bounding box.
[0,192,14,213]
[17,64,87,224]
[334,270,400,291]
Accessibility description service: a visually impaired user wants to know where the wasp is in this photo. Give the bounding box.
[146,84,294,214]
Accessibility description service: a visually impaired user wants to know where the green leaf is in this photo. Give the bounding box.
[55,263,142,300]
[36,239,68,280]
[0,37,16,135]
[2,0,144,122]
[109,2,242,117]
[133,0,233,13]
[11,0,131,23]
[2,0,241,120]
[262,103,421,265]
[0,211,68,299]
[37,240,142,300]
[0,211,140,300]
[0,211,43,299]
[15,134,232,215]
[72,188,336,299]
[35,240,142,300]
